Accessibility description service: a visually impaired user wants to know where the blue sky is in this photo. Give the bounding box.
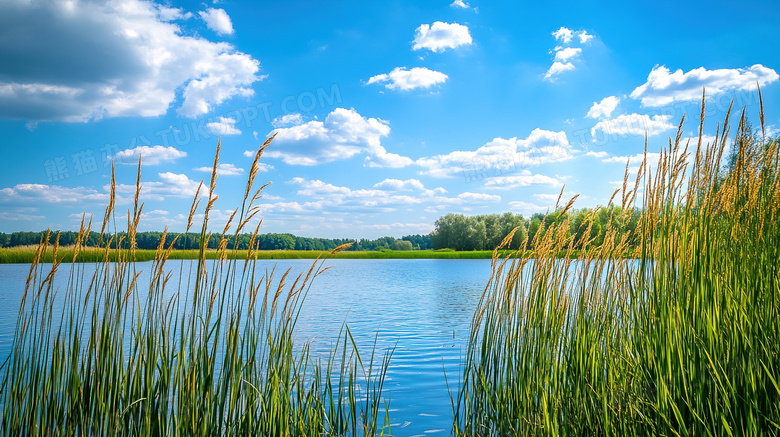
[0,0,778,238]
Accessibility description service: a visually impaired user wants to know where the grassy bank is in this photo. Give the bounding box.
[0,247,500,263]
[0,247,616,263]
[453,95,780,435]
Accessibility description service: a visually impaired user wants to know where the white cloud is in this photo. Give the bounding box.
[416,128,573,178]
[532,192,581,204]
[364,150,414,168]
[424,205,447,213]
[290,178,352,197]
[552,27,592,44]
[482,170,561,190]
[602,152,657,164]
[508,200,550,215]
[112,172,206,201]
[256,201,320,214]
[266,177,499,215]
[412,22,472,52]
[630,65,779,107]
[584,150,608,158]
[0,210,45,221]
[552,27,574,43]
[544,61,575,81]
[206,116,242,135]
[373,178,447,196]
[544,28,594,81]
[578,31,594,43]
[272,113,304,128]
[450,0,470,8]
[199,8,233,35]
[373,178,425,191]
[554,47,581,62]
[367,67,448,91]
[265,107,411,167]
[586,96,621,119]
[591,113,675,138]
[0,184,107,204]
[193,163,244,176]
[110,145,187,166]
[456,192,501,202]
[0,0,261,122]
[602,153,662,177]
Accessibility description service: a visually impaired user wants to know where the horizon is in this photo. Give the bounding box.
[1,0,778,239]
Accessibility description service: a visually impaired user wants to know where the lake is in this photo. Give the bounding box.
[0,258,493,436]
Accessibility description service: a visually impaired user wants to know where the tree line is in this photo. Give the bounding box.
[430,207,641,251]
[0,209,641,252]
[0,230,432,251]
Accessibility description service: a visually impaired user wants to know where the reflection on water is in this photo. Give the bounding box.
[0,258,492,436]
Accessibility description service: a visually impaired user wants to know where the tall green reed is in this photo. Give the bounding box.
[0,136,392,436]
[454,89,780,436]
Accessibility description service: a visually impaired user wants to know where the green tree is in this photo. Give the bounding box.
[391,240,413,251]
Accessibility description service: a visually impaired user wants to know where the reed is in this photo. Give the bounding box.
[0,137,392,436]
[453,90,780,436]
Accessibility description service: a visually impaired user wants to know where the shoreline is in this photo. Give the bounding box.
[0,248,503,263]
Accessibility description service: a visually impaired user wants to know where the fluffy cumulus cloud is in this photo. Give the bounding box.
[591,113,675,138]
[367,67,448,91]
[255,177,498,216]
[602,152,660,167]
[199,8,234,35]
[412,22,472,52]
[0,184,107,204]
[373,178,425,191]
[373,178,447,196]
[0,0,261,122]
[584,150,608,158]
[193,163,244,176]
[206,116,242,135]
[415,128,574,178]
[272,113,304,128]
[554,47,581,62]
[483,171,561,190]
[586,96,621,119]
[544,62,576,81]
[545,27,594,81]
[112,172,206,202]
[110,145,187,165]
[578,31,594,43]
[552,27,574,43]
[630,65,779,107]
[265,107,412,168]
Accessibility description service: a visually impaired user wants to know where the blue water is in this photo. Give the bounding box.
[0,258,492,436]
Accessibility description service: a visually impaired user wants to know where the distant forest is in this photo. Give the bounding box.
[0,230,432,252]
